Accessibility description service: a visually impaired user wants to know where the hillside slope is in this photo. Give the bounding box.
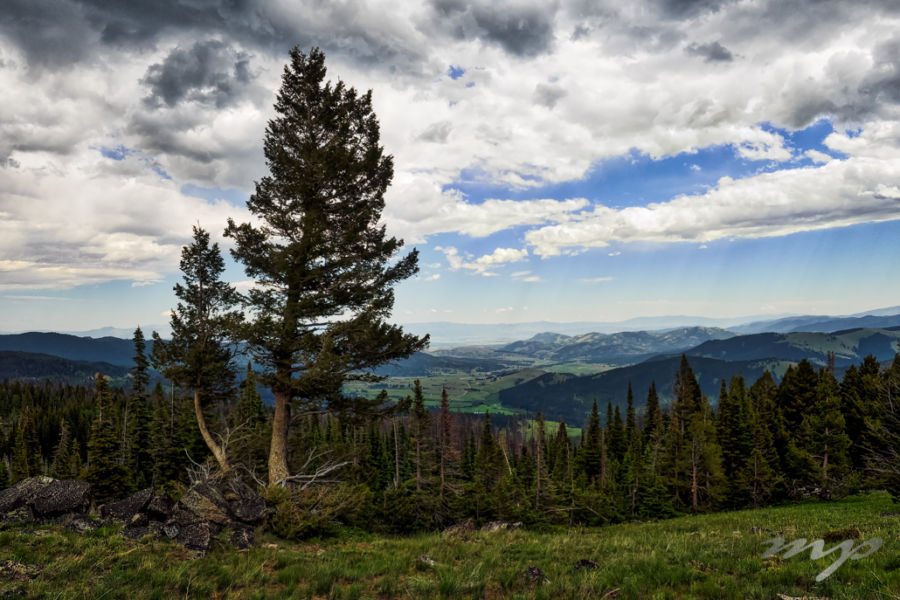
[0,350,129,384]
[498,355,790,425]
[685,327,900,366]
[0,332,147,367]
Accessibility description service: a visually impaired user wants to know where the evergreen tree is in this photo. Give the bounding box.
[50,419,74,479]
[717,376,752,506]
[800,369,851,496]
[742,371,781,506]
[152,226,240,474]
[840,357,881,471]
[534,412,550,509]
[0,459,8,489]
[778,359,819,432]
[85,373,129,503]
[410,379,430,492]
[438,387,455,497]
[224,47,428,486]
[228,363,270,476]
[578,400,603,483]
[866,353,900,501]
[231,363,267,427]
[12,404,41,481]
[643,381,663,442]
[609,404,626,463]
[150,382,180,491]
[625,382,636,443]
[474,412,503,519]
[663,356,723,511]
[127,327,153,489]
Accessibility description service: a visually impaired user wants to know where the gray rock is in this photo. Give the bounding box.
[177,522,213,552]
[223,481,268,524]
[160,522,180,539]
[146,493,174,519]
[480,521,522,532]
[179,483,230,525]
[129,512,149,527]
[31,480,91,517]
[2,506,33,523]
[229,525,254,550]
[53,513,99,533]
[100,488,152,522]
[442,518,476,537]
[0,476,54,514]
[123,524,150,539]
[68,514,99,533]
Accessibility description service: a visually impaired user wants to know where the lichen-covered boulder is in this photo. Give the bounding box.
[178,483,231,526]
[100,488,152,522]
[0,476,54,516]
[223,480,268,524]
[145,493,174,520]
[31,480,91,517]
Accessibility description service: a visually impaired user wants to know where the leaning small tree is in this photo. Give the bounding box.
[153,226,241,474]
[225,47,428,487]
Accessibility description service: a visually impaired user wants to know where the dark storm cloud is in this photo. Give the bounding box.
[431,0,556,57]
[783,34,900,127]
[860,36,900,105]
[685,41,733,62]
[0,0,97,68]
[656,0,734,19]
[0,0,427,75]
[142,40,253,108]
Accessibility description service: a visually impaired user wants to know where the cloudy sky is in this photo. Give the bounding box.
[1,0,899,333]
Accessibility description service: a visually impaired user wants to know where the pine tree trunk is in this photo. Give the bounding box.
[691,463,699,510]
[194,389,230,473]
[268,390,291,485]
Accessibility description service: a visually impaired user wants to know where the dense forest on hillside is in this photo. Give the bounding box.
[1,339,898,535]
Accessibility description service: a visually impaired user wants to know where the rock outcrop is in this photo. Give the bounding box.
[102,479,270,552]
[1,476,270,554]
[0,477,91,521]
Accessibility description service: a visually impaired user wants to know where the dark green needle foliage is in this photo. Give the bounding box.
[224,46,427,486]
[85,373,129,503]
[153,226,241,474]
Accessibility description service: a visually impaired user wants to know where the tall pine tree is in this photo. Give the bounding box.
[224,47,427,486]
[153,226,240,474]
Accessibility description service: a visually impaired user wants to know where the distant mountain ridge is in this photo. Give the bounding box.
[498,326,736,365]
[496,326,900,423]
[684,327,900,366]
[0,350,129,385]
[0,332,148,367]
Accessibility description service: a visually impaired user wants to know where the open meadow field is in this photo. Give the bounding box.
[3,492,897,600]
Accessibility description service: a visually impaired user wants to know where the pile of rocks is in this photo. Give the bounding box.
[0,476,270,553]
[103,480,269,552]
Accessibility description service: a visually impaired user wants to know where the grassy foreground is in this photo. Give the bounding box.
[2,492,898,599]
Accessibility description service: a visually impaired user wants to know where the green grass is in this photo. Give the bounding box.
[2,492,898,599]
